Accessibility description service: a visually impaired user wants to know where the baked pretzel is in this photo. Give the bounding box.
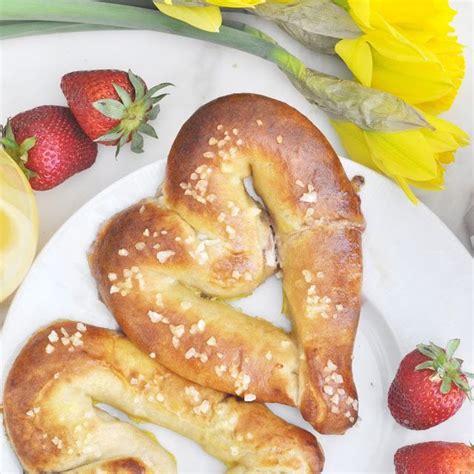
[90,94,364,434]
[3,321,324,473]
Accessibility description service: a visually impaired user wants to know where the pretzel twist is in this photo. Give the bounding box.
[3,321,324,473]
[90,94,364,434]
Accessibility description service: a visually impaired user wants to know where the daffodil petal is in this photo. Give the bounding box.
[335,37,373,86]
[154,3,221,32]
[365,30,438,63]
[364,129,438,181]
[393,176,418,203]
[437,152,455,164]
[347,0,371,28]
[331,120,379,171]
[370,49,454,105]
[371,0,455,36]
[424,113,470,147]
[407,162,445,190]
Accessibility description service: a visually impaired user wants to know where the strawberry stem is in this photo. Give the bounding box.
[93,69,172,156]
[416,339,473,400]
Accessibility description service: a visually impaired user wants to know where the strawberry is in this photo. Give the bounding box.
[394,441,474,473]
[1,106,97,190]
[61,69,171,156]
[388,339,472,430]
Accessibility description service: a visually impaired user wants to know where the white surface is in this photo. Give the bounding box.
[1,158,472,473]
[0,3,472,325]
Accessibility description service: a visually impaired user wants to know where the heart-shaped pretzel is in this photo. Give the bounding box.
[3,321,324,473]
[90,94,364,434]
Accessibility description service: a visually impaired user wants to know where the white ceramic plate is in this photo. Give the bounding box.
[1,158,472,473]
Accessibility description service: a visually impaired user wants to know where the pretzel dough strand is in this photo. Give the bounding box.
[3,321,324,473]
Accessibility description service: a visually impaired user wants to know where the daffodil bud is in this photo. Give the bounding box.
[254,0,360,54]
[285,66,430,132]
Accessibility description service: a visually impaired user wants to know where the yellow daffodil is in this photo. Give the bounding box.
[332,112,469,202]
[154,0,265,33]
[335,0,465,114]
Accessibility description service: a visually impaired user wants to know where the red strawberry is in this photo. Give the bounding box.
[388,339,472,430]
[61,69,171,156]
[1,106,97,190]
[394,441,474,474]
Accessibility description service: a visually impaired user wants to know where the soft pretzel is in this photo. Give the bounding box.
[3,321,324,473]
[89,94,364,434]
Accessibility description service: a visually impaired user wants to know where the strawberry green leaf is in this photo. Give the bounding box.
[113,83,132,108]
[151,93,169,105]
[95,131,123,142]
[118,133,129,148]
[146,82,174,97]
[415,361,435,371]
[19,137,36,155]
[131,132,144,154]
[0,137,18,150]
[128,69,145,101]
[440,377,452,394]
[146,105,160,121]
[416,344,437,359]
[93,99,126,120]
[446,339,460,359]
[138,122,158,138]
[5,121,15,141]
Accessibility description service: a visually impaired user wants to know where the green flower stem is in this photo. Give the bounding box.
[0,21,123,39]
[1,0,429,131]
[2,0,279,61]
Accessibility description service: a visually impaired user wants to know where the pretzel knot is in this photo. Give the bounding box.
[90,94,364,435]
[4,321,323,472]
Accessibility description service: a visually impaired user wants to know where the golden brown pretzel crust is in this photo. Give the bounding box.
[3,321,323,473]
[89,93,364,434]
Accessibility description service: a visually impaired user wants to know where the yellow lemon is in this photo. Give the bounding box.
[0,147,38,301]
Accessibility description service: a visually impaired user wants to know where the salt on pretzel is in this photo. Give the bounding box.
[3,321,324,473]
[89,94,364,434]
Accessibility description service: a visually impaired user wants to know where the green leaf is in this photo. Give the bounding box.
[440,377,452,394]
[128,69,145,100]
[19,136,36,154]
[131,132,144,153]
[114,144,122,159]
[146,105,160,121]
[95,130,123,142]
[93,99,126,119]
[5,120,15,141]
[445,339,460,359]
[146,82,174,97]
[138,122,158,138]
[416,344,437,359]
[113,83,132,107]
[453,377,471,393]
[94,124,123,142]
[0,136,18,150]
[151,92,169,105]
[118,133,129,148]
[415,361,434,371]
